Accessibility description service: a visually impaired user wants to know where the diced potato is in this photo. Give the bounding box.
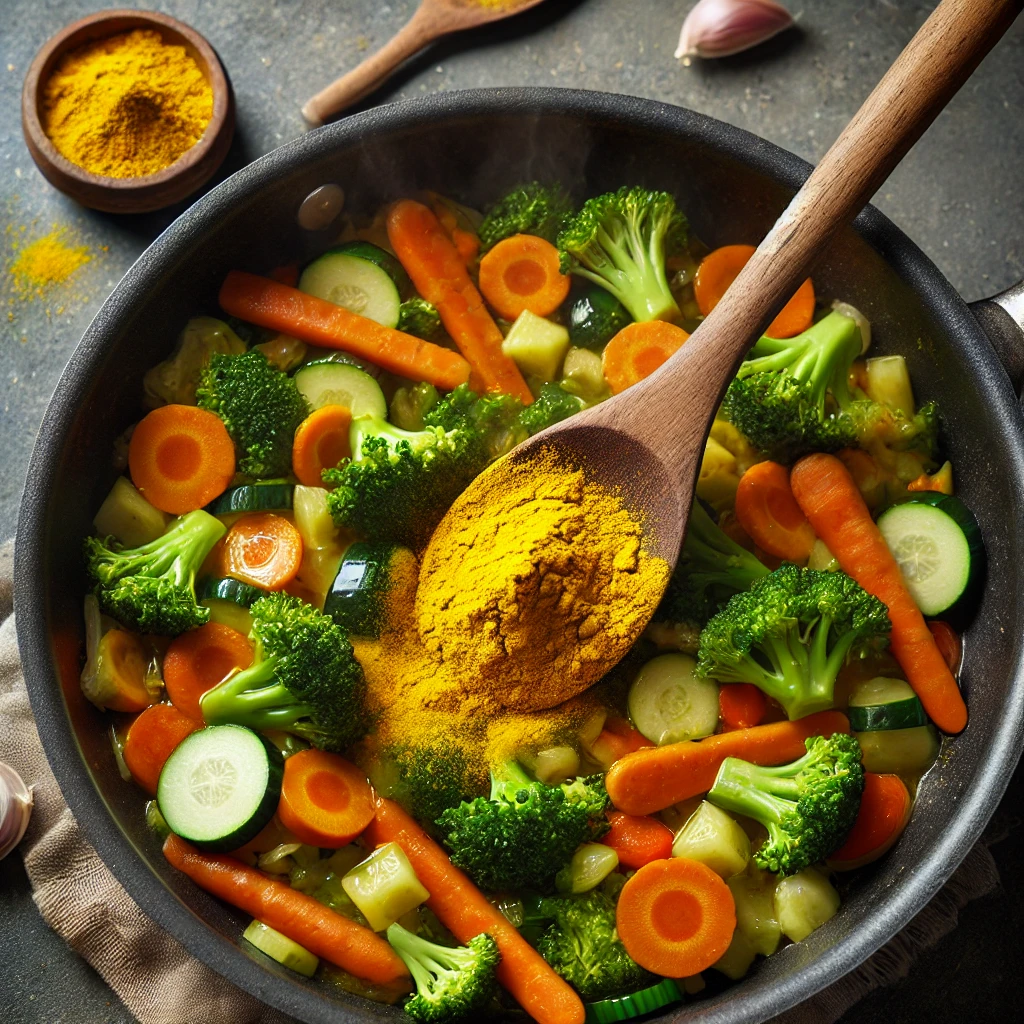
[807,539,839,572]
[529,746,580,786]
[774,867,840,942]
[658,795,704,835]
[672,801,751,878]
[865,355,915,416]
[709,418,761,476]
[556,843,619,894]
[342,841,430,931]
[729,866,782,956]
[502,310,571,382]
[696,436,740,511]
[561,347,607,402]
[93,477,169,548]
[711,927,757,980]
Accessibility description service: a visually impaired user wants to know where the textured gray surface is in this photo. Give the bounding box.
[1,1,1022,1022]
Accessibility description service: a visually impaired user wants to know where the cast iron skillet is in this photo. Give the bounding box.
[14,89,1024,1024]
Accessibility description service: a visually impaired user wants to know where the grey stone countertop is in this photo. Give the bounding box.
[1,1,1022,1022]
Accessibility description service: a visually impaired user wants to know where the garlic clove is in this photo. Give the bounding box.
[0,762,33,861]
[676,0,795,60]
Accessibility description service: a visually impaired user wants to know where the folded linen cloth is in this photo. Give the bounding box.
[0,538,1002,1024]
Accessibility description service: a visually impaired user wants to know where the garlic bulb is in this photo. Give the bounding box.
[676,0,795,60]
[0,762,32,861]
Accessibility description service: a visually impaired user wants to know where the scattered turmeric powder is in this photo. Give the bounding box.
[8,227,92,300]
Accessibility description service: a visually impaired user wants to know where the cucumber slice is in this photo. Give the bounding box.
[243,920,319,977]
[323,542,417,638]
[584,978,682,1024]
[208,483,294,515]
[292,362,387,418]
[327,241,411,293]
[199,577,264,608]
[855,724,940,775]
[877,495,982,615]
[628,653,719,745]
[299,248,402,328]
[848,677,927,731]
[157,725,283,852]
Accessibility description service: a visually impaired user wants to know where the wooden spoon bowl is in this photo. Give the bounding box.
[21,9,235,214]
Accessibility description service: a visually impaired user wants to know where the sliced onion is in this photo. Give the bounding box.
[0,762,32,860]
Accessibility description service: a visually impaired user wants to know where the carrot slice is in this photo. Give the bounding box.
[602,321,689,394]
[586,716,654,771]
[600,811,674,869]
[292,404,352,486]
[218,271,470,391]
[122,703,200,796]
[735,461,817,563]
[478,234,571,321]
[386,199,533,402]
[694,244,815,339]
[278,749,375,848]
[164,622,253,721]
[828,773,912,870]
[718,683,767,730]
[221,513,303,591]
[790,453,967,734]
[128,405,235,515]
[616,857,736,977]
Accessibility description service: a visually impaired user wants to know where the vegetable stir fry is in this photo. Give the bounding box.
[82,182,979,1023]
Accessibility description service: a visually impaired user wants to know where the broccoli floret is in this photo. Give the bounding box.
[566,283,632,351]
[390,382,441,432]
[557,186,687,324]
[708,733,865,875]
[848,398,941,464]
[199,592,367,751]
[388,742,484,828]
[697,564,890,720]
[536,890,653,1001]
[436,761,610,892]
[84,510,225,635]
[398,298,444,341]
[425,383,528,462]
[519,383,585,436]
[196,348,309,478]
[479,181,574,250]
[386,924,500,1024]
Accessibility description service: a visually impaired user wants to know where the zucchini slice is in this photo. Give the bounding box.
[627,653,719,745]
[848,676,928,731]
[299,244,405,328]
[323,542,417,638]
[855,724,940,776]
[208,483,294,515]
[157,725,283,852]
[584,978,682,1023]
[292,361,387,419]
[876,495,982,616]
[199,576,264,608]
[327,241,411,293]
[243,920,319,977]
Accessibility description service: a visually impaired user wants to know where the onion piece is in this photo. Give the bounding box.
[676,0,795,60]
[0,762,32,861]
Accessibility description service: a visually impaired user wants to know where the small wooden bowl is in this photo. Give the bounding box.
[21,9,235,214]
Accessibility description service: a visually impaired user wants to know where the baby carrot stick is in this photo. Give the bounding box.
[292,404,352,487]
[218,271,470,391]
[827,773,912,871]
[600,811,674,869]
[164,622,253,721]
[718,683,767,730]
[277,750,375,848]
[734,460,817,563]
[605,710,850,815]
[163,833,409,986]
[602,320,689,394]
[790,453,967,734]
[123,704,199,796]
[221,513,303,591]
[386,200,534,403]
[363,795,585,1024]
[478,234,570,321]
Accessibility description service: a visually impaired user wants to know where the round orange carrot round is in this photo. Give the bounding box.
[164,622,253,721]
[478,234,571,321]
[602,320,689,394]
[221,513,303,591]
[616,857,736,977]
[123,703,200,796]
[828,773,912,870]
[735,461,817,563]
[719,683,767,730]
[278,749,375,848]
[129,405,236,515]
[292,404,352,487]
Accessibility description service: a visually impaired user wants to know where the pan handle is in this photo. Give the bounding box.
[970,279,1024,394]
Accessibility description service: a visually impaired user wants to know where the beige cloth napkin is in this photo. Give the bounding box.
[0,537,1002,1024]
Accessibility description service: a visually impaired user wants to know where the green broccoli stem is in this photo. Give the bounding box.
[386,924,479,986]
[199,656,313,727]
[489,760,534,801]
[685,504,770,593]
[707,756,801,845]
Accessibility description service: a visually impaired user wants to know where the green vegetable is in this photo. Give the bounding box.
[199,591,368,752]
[566,283,632,351]
[864,355,914,416]
[535,889,654,1002]
[323,541,417,638]
[628,653,719,745]
[243,920,319,977]
[386,742,483,829]
[519,382,585,436]
[342,843,430,932]
[561,347,609,404]
[728,865,782,956]
[398,297,444,341]
[670,800,750,878]
[437,761,609,892]
[557,186,687,324]
[773,867,841,942]
[299,248,402,327]
[93,477,168,548]
[847,677,927,732]
[386,923,500,1024]
[207,482,294,514]
[501,310,571,382]
[584,978,682,1024]
[712,929,757,980]
[707,734,865,876]
[202,598,253,635]
[554,843,619,895]
[84,510,226,635]
[292,361,387,419]
[696,563,890,720]
[143,316,246,407]
[197,348,309,479]
[390,381,440,431]
[198,576,264,609]
[478,181,574,250]
[325,241,411,292]
[855,724,939,775]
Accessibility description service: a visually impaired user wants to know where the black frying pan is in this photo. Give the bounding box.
[14,89,1024,1024]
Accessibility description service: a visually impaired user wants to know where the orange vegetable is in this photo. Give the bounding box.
[928,621,962,675]
[292,404,352,486]
[600,811,674,869]
[828,773,912,871]
[586,716,654,770]
[163,622,253,721]
[735,460,817,563]
[163,833,410,986]
[278,749,375,848]
[363,795,584,1024]
[452,227,480,266]
[268,264,300,287]
[91,628,153,712]
[128,405,235,515]
[790,453,967,734]
[616,857,736,977]
[718,683,767,730]
[122,704,200,796]
[605,710,850,815]
[602,320,689,394]
[218,271,471,391]
[221,513,303,591]
[478,234,571,321]
[694,244,815,339]
[386,200,533,403]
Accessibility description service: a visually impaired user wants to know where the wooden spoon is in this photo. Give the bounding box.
[302,0,547,124]
[427,0,1022,664]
